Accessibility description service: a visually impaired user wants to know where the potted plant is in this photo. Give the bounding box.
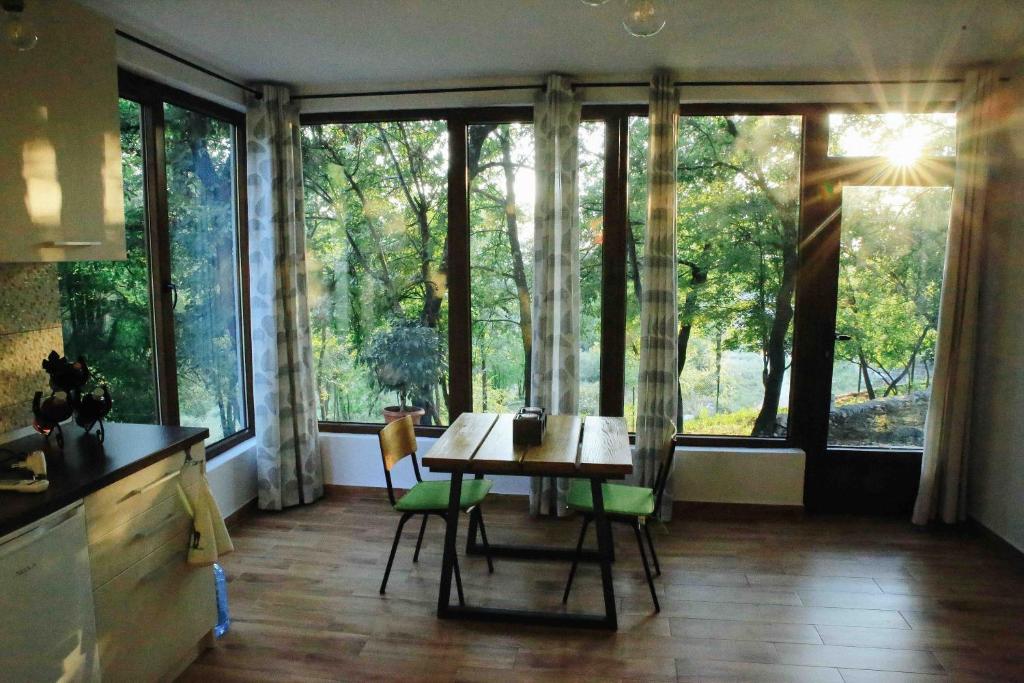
[363,322,443,424]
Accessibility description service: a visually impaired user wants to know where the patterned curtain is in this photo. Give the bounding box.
[529,74,582,516]
[247,85,324,510]
[912,68,997,525]
[635,72,679,520]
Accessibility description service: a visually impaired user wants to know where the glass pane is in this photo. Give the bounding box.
[58,98,158,424]
[164,103,246,441]
[302,121,450,425]
[624,116,649,431]
[468,123,535,413]
[828,113,956,159]
[625,115,802,436]
[829,186,953,447]
[578,121,605,417]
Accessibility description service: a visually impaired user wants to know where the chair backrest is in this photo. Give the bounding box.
[652,435,678,518]
[378,416,421,505]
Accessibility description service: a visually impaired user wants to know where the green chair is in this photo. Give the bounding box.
[378,416,495,598]
[562,436,677,612]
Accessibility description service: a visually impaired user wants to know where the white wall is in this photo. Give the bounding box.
[319,432,805,506]
[968,75,1024,553]
[206,439,257,518]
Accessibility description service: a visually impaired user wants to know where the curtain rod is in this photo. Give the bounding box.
[115,30,262,99]
[292,78,966,101]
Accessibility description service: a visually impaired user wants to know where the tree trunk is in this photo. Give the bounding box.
[752,227,798,437]
[627,221,643,304]
[858,347,876,400]
[714,329,723,414]
[676,259,708,428]
[499,131,533,404]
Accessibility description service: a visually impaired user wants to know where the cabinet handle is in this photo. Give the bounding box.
[44,241,103,247]
[139,557,177,584]
[131,510,179,542]
[118,470,180,503]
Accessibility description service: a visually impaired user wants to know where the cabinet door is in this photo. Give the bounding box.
[0,1,125,262]
[93,537,216,681]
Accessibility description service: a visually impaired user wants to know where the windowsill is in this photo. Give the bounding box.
[318,421,791,451]
[204,426,255,460]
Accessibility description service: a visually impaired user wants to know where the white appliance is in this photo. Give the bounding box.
[0,502,100,682]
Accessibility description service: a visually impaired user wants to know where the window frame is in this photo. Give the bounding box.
[301,101,957,468]
[118,69,254,458]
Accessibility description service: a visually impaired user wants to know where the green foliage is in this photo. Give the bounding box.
[303,120,450,424]
[362,322,443,411]
[833,186,951,402]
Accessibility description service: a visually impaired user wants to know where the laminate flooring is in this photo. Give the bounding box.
[180,488,1024,682]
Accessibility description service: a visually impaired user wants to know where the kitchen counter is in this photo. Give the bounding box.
[0,423,208,537]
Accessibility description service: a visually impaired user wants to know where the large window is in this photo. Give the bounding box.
[468,122,535,414]
[303,120,450,425]
[58,73,251,454]
[302,105,955,470]
[625,115,801,436]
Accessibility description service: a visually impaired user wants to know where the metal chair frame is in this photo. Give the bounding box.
[562,437,677,612]
[377,417,495,600]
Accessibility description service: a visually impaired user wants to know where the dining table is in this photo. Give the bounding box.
[421,412,632,630]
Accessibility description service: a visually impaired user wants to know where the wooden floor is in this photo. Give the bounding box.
[182,488,1024,682]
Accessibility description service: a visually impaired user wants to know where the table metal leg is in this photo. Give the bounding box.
[590,477,618,629]
[437,471,464,617]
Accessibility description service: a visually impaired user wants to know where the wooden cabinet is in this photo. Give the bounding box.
[85,444,216,681]
[0,0,125,262]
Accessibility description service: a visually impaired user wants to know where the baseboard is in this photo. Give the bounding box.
[967,516,1024,565]
[223,498,257,529]
[673,500,804,519]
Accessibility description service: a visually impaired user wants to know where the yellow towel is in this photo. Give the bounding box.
[177,474,235,565]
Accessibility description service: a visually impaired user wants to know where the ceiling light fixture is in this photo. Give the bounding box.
[582,0,667,38]
[2,0,37,51]
[622,0,666,37]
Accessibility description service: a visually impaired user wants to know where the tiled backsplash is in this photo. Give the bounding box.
[0,264,63,433]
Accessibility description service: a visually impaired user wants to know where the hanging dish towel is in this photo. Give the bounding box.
[177,474,235,565]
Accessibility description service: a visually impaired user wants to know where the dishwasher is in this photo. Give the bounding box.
[0,502,100,682]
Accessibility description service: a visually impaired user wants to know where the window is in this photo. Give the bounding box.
[624,114,802,436]
[829,186,952,447]
[828,112,956,159]
[302,104,955,469]
[302,119,450,426]
[578,120,606,417]
[163,104,248,442]
[468,122,535,414]
[57,73,252,454]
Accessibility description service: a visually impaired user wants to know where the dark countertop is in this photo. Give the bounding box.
[0,423,209,538]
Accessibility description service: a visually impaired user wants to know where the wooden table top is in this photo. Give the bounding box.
[422,413,632,478]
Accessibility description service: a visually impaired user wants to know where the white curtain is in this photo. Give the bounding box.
[912,68,998,525]
[247,84,324,510]
[635,72,680,520]
[529,74,582,516]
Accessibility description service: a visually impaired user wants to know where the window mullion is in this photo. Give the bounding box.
[447,116,473,419]
[599,112,629,417]
[144,95,181,426]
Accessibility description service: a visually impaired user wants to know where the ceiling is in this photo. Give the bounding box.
[76,0,1024,92]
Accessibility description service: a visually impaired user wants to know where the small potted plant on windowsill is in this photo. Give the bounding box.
[363,321,443,425]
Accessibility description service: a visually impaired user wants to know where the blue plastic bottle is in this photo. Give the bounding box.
[213,563,230,638]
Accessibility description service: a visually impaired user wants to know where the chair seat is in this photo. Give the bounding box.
[394,479,493,512]
[566,479,655,517]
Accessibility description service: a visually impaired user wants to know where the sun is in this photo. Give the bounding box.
[887,124,928,167]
